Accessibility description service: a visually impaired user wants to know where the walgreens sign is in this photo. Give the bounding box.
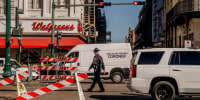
[33,22,75,32]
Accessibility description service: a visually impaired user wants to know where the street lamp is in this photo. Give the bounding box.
[3,0,12,78]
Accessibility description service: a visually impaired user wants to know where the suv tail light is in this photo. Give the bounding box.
[131,65,137,77]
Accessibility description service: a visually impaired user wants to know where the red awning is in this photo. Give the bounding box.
[0,37,85,49]
[0,37,19,48]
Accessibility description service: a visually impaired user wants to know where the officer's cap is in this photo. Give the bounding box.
[94,48,100,52]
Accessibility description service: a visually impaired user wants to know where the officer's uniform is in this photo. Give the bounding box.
[88,50,105,92]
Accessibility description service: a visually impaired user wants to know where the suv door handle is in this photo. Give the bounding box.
[172,69,181,71]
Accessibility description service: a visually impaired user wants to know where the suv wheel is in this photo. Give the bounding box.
[111,72,123,83]
[151,81,175,100]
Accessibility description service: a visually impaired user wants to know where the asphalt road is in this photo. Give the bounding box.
[0,79,200,100]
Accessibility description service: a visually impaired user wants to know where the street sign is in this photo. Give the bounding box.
[185,40,191,48]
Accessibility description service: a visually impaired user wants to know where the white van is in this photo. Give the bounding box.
[0,58,38,80]
[64,43,132,83]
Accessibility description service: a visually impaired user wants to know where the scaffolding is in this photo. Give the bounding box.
[82,0,97,43]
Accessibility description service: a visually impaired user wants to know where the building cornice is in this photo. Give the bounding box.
[0,17,81,22]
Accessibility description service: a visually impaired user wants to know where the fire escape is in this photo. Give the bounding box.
[83,0,97,43]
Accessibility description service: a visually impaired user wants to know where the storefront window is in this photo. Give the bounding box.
[0,49,5,57]
[21,49,41,66]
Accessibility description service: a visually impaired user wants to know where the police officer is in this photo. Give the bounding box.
[88,48,105,92]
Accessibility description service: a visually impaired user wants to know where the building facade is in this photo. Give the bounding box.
[83,0,109,43]
[134,0,164,49]
[134,0,153,49]
[164,0,200,48]
[126,27,135,50]
[0,0,86,64]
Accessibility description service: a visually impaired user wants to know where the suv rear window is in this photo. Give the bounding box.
[170,51,200,65]
[138,52,164,64]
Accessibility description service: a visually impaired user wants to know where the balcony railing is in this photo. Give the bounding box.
[167,0,200,21]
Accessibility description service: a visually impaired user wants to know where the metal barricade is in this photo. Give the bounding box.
[39,57,78,86]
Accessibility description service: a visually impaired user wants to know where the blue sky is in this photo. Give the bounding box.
[104,0,145,43]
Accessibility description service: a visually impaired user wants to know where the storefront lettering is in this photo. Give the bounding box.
[33,22,75,32]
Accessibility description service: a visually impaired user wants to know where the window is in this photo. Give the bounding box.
[28,0,42,9]
[180,51,200,65]
[0,60,3,67]
[55,0,70,9]
[10,61,21,69]
[169,51,200,65]
[65,0,70,9]
[169,51,179,65]
[138,52,164,64]
[0,0,5,15]
[67,52,79,58]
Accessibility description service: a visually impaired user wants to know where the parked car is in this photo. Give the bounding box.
[62,43,132,83]
[0,58,39,80]
[127,48,200,100]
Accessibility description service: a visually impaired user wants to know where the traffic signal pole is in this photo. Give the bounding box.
[51,1,145,57]
[15,7,21,63]
[51,0,55,58]
[3,0,12,78]
[55,3,133,8]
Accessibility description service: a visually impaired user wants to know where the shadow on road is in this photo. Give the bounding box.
[90,94,200,100]
[90,95,153,100]
[81,82,126,84]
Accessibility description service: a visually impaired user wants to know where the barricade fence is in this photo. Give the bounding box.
[0,71,29,87]
[39,56,79,84]
[0,56,88,100]
[16,56,87,100]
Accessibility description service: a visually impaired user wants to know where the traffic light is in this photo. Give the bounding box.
[57,31,62,39]
[99,2,104,8]
[133,1,145,5]
[99,2,112,8]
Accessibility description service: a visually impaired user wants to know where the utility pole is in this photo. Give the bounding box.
[51,0,55,58]
[3,0,12,78]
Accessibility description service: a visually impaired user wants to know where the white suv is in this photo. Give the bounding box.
[127,48,200,100]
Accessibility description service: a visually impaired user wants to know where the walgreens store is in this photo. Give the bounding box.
[0,18,86,64]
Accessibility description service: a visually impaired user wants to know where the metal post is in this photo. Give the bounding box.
[28,65,32,85]
[57,32,59,49]
[46,61,49,86]
[51,0,55,58]
[3,0,12,78]
[56,56,58,82]
[15,7,18,28]
[16,7,21,63]
[175,25,177,47]
[18,39,21,63]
